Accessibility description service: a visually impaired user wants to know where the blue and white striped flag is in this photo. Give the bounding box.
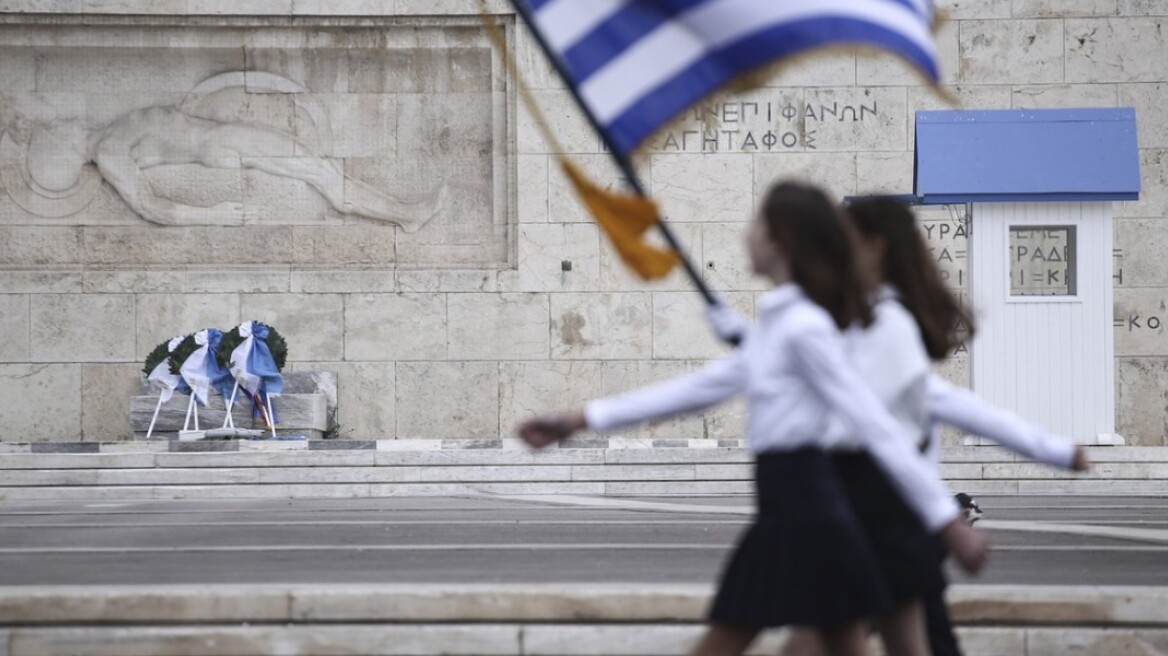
[515,0,940,157]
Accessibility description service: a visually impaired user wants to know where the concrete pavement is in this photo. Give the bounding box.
[2,494,1168,654]
[2,495,1167,586]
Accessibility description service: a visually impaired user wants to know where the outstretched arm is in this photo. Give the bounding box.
[927,375,1087,471]
[517,351,748,448]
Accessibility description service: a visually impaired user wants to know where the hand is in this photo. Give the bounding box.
[705,302,748,344]
[1071,445,1090,472]
[940,518,989,575]
[516,411,586,450]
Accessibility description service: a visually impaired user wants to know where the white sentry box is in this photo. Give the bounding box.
[913,109,1140,445]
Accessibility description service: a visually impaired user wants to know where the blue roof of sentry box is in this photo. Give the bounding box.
[913,108,1140,204]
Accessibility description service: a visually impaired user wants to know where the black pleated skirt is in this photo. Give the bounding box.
[709,449,892,628]
[830,451,948,605]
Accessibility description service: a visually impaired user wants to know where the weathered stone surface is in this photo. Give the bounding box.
[704,398,749,442]
[81,363,139,442]
[290,269,395,294]
[395,362,499,439]
[517,154,549,224]
[1014,0,1118,17]
[1115,218,1168,287]
[0,296,30,363]
[1012,83,1119,109]
[1118,84,1168,148]
[0,271,82,295]
[754,152,858,204]
[1116,357,1168,446]
[651,292,752,361]
[936,0,1012,19]
[699,223,765,296]
[517,89,598,155]
[329,361,395,440]
[0,228,85,267]
[1028,628,1168,656]
[859,21,960,86]
[290,225,397,266]
[239,293,344,362]
[0,365,80,441]
[856,151,914,196]
[82,227,294,266]
[499,361,604,438]
[448,293,549,360]
[397,270,497,294]
[1067,18,1168,82]
[959,19,1065,84]
[2,625,500,656]
[600,361,705,440]
[549,293,652,360]
[81,270,186,294]
[344,293,447,361]
[652,154,753,225]
[516,224,601,292]
[134,294,241,361]
[1119,0,1168,15]
[1115,150,1168,220]
[0,586,289,626]
[31,295,135,363]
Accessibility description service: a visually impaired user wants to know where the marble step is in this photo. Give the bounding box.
[0,584,1163,656]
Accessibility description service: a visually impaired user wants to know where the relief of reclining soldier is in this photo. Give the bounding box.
[0,71,446,232]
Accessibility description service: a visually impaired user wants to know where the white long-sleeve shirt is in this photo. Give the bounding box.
[823,287,930,453]
[824,287,1077,470]
[925,377,1077,468]
[585,284,959,532]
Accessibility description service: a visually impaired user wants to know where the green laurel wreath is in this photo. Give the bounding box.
[142,338,174,376]
[167,333,201,377]
[216,322,288,372]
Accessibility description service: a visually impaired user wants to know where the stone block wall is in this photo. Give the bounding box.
[0,1,1165,444]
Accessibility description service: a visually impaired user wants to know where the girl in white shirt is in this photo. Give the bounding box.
[517,182,987,656]
[774,197,1089,656]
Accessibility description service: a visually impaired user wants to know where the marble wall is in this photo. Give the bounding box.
[0,1,1165,445]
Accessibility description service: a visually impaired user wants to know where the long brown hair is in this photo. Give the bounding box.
[762,182,872,329]
[844,196,975,360]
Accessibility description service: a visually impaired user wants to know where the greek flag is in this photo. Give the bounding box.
[516,0,939,156]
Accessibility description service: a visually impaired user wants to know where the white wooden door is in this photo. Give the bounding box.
[969,202,1117,443]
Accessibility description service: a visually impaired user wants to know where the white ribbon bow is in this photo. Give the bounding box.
[178,329,212,405]
[146,335,185,403]
[229,321,261,395]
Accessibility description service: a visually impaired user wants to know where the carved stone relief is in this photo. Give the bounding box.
[0,23,511,268]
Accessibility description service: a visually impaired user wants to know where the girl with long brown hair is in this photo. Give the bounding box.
[518,182,986,656]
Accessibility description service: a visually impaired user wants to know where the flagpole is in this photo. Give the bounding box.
[506,1,719,308]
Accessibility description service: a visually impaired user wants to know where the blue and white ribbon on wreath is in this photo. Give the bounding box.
[178,328,234,406]
[147,335,190,403]
[229,321,283,421]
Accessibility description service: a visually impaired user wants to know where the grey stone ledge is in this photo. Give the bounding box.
[0,584,1165,627]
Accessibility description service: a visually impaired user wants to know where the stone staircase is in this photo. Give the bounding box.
[0,441,1165,501]
[2,584,1165,656]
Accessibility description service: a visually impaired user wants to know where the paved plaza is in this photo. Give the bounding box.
[2,494,1166,587]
